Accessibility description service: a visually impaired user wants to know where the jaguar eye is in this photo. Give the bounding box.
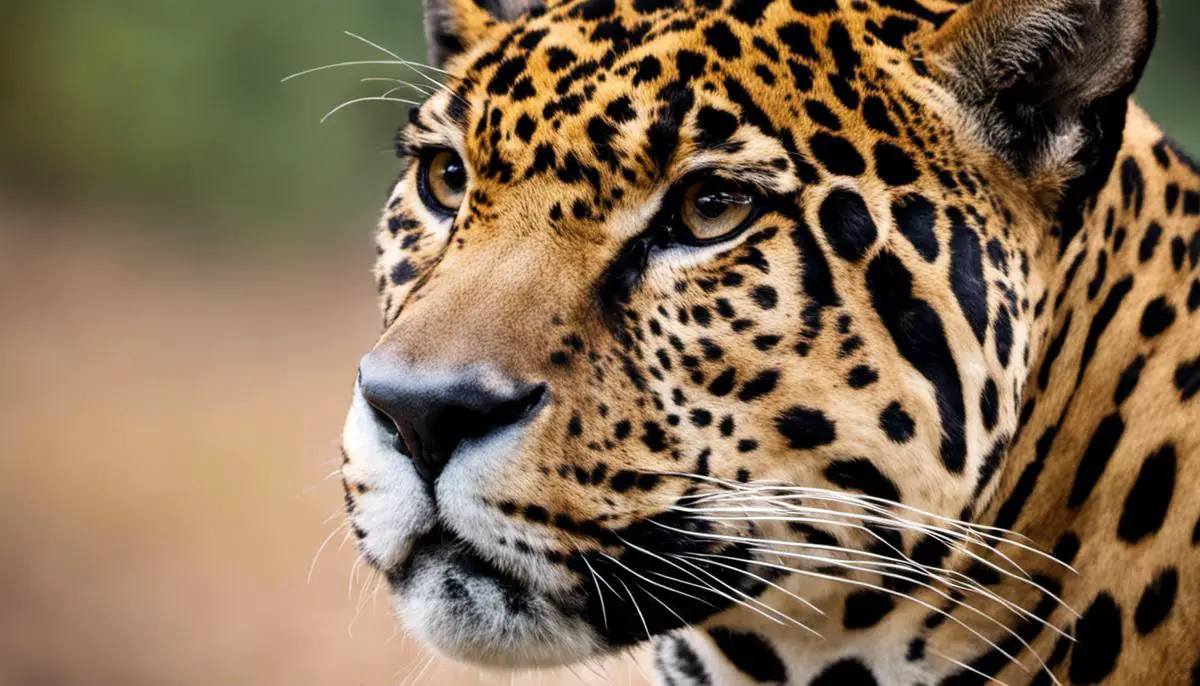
[678,177,756,244]
[421,150,468,214]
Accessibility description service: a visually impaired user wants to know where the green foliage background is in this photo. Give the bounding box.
[1,0,1196,244]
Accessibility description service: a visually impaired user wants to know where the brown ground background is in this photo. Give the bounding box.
[0,207,647,686]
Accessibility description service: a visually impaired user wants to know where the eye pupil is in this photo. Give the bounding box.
[442,162,466,191]
[696,194,729,219]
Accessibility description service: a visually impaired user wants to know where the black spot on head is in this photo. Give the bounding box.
[993,306,1013,368]
[1169,235,1187,271]
[750,284,778,310]
[874,141,919,186]
[704,20,742,59]
[605,96,637,123]
[825,457,901,504]
[574,0,616,20]
[390,259,417,286]
[1118,443,1176,544]
[1068,593,1123,685]
[892,193,938,262]
[776,22,817,59]
[786,59,814,91]
[880,401,914,443]
[632,56,662,86]
[737,369,780,402]
[707,367,737,397]
[1176,356,1200,402]
[1139,296,1176,338]
[694,106,739,149]
[775,406,836,449]
[708,628,787,682]
[848,365,878,388]
[1067,413,1125,508]
[523,504,549,523]
[546,47,577,72]
[641,422,668,452]
[723,76,776,136]
[819,188,877,262]
[972,435,1007,500]
[906,637,926,662]
[1120,157,1145,216]
[729,0,773,25]
[947,208,988,344]
[788,210,840,323]
[810,133,866,176]
[1134,567,1178,636]
[675,50,708,81]
[866,15,919,50]
[824,21,860,77]
[843,590,895,629]
[488,56,528,95]
[1139,221,1162,262]
[1114,355,1145,405]
[645,81,695,172]
[1052,532,1081,565]
[805,99,842,130]
[979,378,999,431]
[1186,190,1200,215]
[515,114,537,143]
[862,95,899,136]
[1165,183,1180,214]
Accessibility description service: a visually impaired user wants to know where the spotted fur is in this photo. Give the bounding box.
[338,0,1200,683]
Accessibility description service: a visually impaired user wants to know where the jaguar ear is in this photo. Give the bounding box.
[423,0,543,68]
[927,0,1157,183]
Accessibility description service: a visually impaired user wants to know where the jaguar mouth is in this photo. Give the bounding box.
[383,525,602,667]
[385,526,533,599]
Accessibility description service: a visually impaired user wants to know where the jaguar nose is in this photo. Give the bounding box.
[358,354,548,484]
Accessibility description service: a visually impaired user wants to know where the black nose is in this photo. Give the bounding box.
[359,355,547,484]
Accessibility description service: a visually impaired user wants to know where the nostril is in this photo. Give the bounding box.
[367,402,410,454]
[432,383,547,447]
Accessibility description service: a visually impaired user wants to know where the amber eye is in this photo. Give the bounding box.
[421,150,468,214]
[678,177,756,244]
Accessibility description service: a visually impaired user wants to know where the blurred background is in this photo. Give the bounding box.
[0,1,1195,684]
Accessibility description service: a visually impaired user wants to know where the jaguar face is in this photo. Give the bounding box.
[337,0,1147,669]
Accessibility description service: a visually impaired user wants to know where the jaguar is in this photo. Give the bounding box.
[337,0,1200,683]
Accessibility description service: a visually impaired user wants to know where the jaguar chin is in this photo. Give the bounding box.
[343,378,603,667]
[336,0,1200,683]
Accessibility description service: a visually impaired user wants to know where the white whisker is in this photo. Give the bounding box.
[614,576,652,640]
[320,96,423,123]
[581,556,610,631]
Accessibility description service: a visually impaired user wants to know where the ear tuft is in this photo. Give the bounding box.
[928,0,1157,180]
[424,0,543,68]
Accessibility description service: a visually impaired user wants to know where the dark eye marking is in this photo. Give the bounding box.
[695,106,740,149]
[819,188,877,262]
[947,207,989,344]
[891,193,939,262]
[866,251,967,473]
